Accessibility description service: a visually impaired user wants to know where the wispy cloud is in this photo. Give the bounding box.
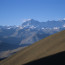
[64,18,65,20]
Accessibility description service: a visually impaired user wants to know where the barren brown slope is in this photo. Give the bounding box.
[0,30,65,65]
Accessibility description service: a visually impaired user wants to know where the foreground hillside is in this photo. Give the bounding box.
[0,30,65,65]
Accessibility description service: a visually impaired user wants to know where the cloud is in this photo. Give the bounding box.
[64,18,65,20]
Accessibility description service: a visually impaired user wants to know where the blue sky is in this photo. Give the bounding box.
[0,0,65,25]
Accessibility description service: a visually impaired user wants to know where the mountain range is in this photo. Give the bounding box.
[0,30,65,65]
[0,19,65,58]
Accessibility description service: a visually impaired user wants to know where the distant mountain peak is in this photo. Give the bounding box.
[23,19,35,22]
[23,19,40,23]
[22,19,39,27]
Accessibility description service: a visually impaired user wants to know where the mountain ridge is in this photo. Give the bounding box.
[0,30,65,65]
[0,19,65,59]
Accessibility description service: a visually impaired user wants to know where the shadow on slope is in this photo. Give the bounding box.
[0,58,6,61]
[24,51,65,65]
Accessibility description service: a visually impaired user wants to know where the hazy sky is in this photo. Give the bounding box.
[0,0,65,25]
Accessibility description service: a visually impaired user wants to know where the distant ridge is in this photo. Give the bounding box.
[0,30,65,65]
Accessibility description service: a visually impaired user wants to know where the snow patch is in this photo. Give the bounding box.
[63,24,65,27]
[19,26,23,29]
[42,28,44,29]
[30,26,36,29]
[53,27,59,30]
[23,19,32,22]
[7,28,11,29]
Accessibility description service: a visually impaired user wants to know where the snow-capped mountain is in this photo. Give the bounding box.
[0,19,65,59]
[1,19,65,30]
[21,19,65,29]
[22,19,40,28]
[0,19,65,45]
